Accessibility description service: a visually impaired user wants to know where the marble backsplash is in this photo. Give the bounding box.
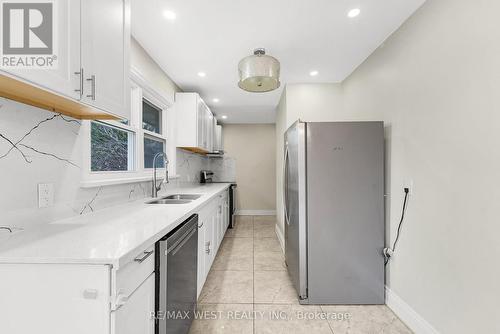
[0,98,211,229]
[209,156,236,182]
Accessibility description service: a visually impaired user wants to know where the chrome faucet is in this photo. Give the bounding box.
[152,152,169,198]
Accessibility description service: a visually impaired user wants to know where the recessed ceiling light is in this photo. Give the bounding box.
[348,8,361,18]
[163,10,176,20]
[309,70,319,77]
[197,72,206,77]
[221,115,228,119]
[212,98,220,103]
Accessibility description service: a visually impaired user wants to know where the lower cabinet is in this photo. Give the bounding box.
[196,188,231,298]
[113,273,155,334]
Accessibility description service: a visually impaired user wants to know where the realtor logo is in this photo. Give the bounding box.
[0,0,57,68]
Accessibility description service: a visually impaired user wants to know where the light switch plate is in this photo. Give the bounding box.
[38,183,54,208]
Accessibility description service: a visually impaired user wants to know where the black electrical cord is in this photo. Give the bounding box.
[384,187,409,266]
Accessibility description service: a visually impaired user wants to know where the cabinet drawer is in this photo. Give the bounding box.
[115,246,155,297]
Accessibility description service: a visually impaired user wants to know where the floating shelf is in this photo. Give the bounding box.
[0,73,118,120]
[178,147,209,155]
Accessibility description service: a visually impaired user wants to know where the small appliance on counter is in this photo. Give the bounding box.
[199,170,237,228]
[200,170,214,184]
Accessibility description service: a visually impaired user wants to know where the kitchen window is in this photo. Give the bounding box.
[142,98,166,169]
[91,121,135,172]
[81,73,174,187]
[142,99,162,134]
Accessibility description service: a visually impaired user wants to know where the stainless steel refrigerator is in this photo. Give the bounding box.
[284,120,385,305]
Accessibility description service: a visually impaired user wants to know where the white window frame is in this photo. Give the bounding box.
[80,69,177,188]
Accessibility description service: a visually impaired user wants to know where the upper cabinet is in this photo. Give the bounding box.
[176,92,215,153]
[1,0,81,101]
[80,0,130,119]
[213,123,223,152]
[0,0,130,120]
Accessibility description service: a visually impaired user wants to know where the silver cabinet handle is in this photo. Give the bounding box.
[134,250,154,263]
[205,241,211,254]
[74,68,84,96]
[86,74,96,100]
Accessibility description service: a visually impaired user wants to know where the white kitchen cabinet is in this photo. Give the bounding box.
[223,190,230,230]
[206,108,214,152]
[196,189,231,297]
[197,207,208,296]
[0,0,130,120]
[0,245,155,334]
[114,273,155,334]
[205,205,217,271]
[214,124,223,152]
[0,264,111,334]
[1,0,81,100]
[81,0,130,120]
[176,92,215,153]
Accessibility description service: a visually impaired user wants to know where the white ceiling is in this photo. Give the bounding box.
[131,0,425,123]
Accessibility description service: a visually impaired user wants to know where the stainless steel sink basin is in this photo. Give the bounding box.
[163,194,201,200]
[147,199,192,205]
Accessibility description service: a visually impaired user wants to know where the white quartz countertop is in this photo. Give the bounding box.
[0,183,231,269]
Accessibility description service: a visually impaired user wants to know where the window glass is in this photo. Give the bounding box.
[142,99,162,134]
[91,122,134,172]
[144,136,165,168]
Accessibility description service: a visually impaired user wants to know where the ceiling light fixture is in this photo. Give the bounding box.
[212,98,220,103]
[221,115,228,119]
[348,8,361,18]
[238,48,280,93]
[309,70,319,77]
[163,10,177,20]
[197,72,206,77]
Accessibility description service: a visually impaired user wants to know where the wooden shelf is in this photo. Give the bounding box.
[178,147,209,155]
[0,73,118,120]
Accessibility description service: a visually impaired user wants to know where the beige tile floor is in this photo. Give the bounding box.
[192,215,412,334]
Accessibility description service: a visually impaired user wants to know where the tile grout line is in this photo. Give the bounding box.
[320,305,336,334]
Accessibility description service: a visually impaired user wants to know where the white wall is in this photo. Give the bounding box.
[276,0,500,333]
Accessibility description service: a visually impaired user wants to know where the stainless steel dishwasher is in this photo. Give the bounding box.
[155,214,198,334]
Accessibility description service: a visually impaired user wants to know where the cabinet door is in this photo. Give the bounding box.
[224,197,229,230]
[214,124,222,151]
[81,0,130,120]
[2,0,81,100]
[206,110,214,151]
[217,202,224,248]
[114,274,155,334]
[197,99,205,148]
[197,214,206,298]
[204,210,216,274]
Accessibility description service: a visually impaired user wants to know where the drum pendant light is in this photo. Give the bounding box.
[238,48,280,93]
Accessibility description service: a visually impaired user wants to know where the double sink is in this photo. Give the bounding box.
[147,194,201,205]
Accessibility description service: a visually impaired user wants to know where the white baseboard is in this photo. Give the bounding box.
[385,286,440,334]
[275,224,285,254]
[235,210,276,216]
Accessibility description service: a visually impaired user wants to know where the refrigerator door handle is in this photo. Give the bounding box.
[282,145,290,225]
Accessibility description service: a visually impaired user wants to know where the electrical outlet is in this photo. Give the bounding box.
[404,179,414,195]
[38,183,54,208]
